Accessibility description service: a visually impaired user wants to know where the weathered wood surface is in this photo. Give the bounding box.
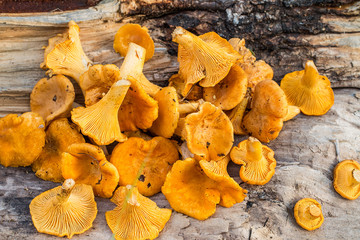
[1,0,360,239]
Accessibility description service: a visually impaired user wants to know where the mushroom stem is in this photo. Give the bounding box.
[309,204,321,217]
[178,100,204,115]
[120,42,146,80]
[352,169,360,183]
[301,61,319,88]
[246,137,263,161]
[57,179,75,201]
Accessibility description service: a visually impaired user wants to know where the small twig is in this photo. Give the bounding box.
[50,8,63,12]
[333,139,341,163]
[263,217,269,227]
[248,228,252,240]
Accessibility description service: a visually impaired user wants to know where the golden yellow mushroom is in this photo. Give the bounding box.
[168,73,203,101]
[280,60,334,115]
[294,198,324,231]
[62,143,119,198]
[185,102,234,161]
[106,185,171,240]
[162,158,247,220]
[0,112,45,167]
[30,75,75,125]
[71,79,130,145]
[114,23,155,62]
[41,21,91,84]
[172,27,241,95]
[227,94,250,135]
[32,118,85,182]
[30,179,97,238]
[333,159,360,200]
[230,137,276,185]
[242,80,288,143]
[203,64,248,110]
[110,137,179,197]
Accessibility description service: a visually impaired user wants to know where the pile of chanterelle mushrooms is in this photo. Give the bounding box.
[0,20,359,238]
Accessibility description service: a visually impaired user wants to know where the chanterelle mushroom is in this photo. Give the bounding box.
[242,80,288,143]
[41,21,91,84]
[280,60,334,115]
[71,79,131,145]
[185,102,234,161]
[230,137,276,185]
[110,136,179,197]
[294,198,324,231]
[333,159,360,200]
[106,185,171,240]
[31,118,85,182]
[172,27,241,95]
[114,23,155,62]
[30,75,75,125]
[203,64,248,110]
[62,143,119,198]
[162,158,247,220]
[29,179,97,238]
[0,112,45,167]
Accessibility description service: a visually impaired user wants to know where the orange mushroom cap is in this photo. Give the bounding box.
[230,137,276,185]
[106,185,171,240]
[333,159,360,200]
[162,158,247,220]
[185,102,234,161]
[294,198,324,231]
[280,60,334,115]
[110,137,179,196]
[172,27,241,95]
[30,75,75,125]
[203,64,248,110]
[62,143,119,198]
[149,87,180,138]
[242,80,288,143]
[0,112,45,167]
[30,179,97,238]
[31,118,85,182]
[40,21,91,84]
[71,79,130,145]
[118,77,158,132]
[113,23,155,62]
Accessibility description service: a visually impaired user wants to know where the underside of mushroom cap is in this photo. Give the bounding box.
[106,185,171,240]
[333,159,360,200]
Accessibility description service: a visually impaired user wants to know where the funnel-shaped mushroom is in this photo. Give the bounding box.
[162,158,247,220]
[118,77,158,132]
[172,27,241,95]
[242,80,288,143]
[110,137,179,196]
[30,75,75,125]
[203,64,248,110]
[40,21,91,84]
[280,60,334,115]
[71,79,130,145]
[119,42,160,97]
[114,23,155,62]
[62,143,119,198]
[185,102,234,161]
[0,112,45,167]
[29,179,97,238]
[294,198,324,231]
[106,185,171,240]
[229,38,273,92]
[227,94,250,135]
[32,118,85,182]
[230,137,276,185]
[283,105,300,121]
[333,159,360,200]
[168,74,203,100]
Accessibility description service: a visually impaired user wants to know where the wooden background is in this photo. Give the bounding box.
[1,0,360,239]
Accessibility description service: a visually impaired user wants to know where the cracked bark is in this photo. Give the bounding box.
[0,1,360,239]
